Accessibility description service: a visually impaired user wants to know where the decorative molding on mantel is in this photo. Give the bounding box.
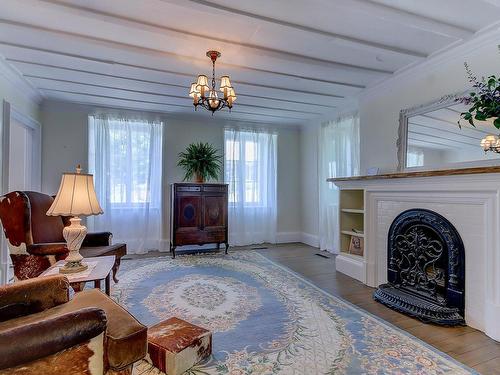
[329,165,500,182]
[358,24,500,101]
[333,172,500,340]
[0,56,43,105]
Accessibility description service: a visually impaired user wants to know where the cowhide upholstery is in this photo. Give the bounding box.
[0,275,147,374]
[0,191,126,281]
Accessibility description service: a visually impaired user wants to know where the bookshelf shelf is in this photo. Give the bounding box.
[337,189,366,283]
[341,208,364,214]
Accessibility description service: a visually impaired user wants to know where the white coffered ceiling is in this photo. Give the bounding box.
[1,0,499,124]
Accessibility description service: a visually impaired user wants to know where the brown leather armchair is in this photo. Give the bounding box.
[0,275,147,375]
[0,191,126,281]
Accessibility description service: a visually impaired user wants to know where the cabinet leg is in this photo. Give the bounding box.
[172,246,176,259]
[225,243,229,254]
[217,242,221,250]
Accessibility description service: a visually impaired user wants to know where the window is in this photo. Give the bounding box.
[89,117,161,208]
[224,128,277,246]
[106,123,152,205]
[88,116,163,253]
[407,147,425,167]
[225,139,261,204]
[224,131,276,206]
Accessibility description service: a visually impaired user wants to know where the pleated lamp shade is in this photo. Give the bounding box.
[47,171,103,217]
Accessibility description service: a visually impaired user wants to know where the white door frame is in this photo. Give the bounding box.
[0,100,42,283]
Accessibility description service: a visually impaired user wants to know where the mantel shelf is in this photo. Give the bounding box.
[341,230,364,237]
[341,208,364,214]
[339,252,364,261]
[328,166,500,182]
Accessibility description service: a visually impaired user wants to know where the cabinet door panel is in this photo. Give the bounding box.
[176,194,202,229]
[204,194,226,229]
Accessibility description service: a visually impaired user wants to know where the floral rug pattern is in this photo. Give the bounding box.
[113,251,476,375]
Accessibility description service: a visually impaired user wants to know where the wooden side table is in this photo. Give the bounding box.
[40,255,116,295]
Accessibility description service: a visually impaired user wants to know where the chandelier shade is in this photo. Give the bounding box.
[189,51,236,114]
[480,134,500,153]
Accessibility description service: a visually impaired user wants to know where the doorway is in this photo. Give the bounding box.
[1,100,41,283]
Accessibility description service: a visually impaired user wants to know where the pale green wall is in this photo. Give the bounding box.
[40,100,302,246]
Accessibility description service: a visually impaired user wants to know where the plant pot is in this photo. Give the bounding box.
[195,172,205,183]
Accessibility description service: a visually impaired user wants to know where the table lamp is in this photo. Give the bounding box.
[46,165,103,273]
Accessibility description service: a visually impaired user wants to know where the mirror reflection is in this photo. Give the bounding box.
[406,102,498,168]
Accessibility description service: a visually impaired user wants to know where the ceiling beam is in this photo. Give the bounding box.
[37,0,398,76]
[10,58,337,109]
[40,88,307,121]
[0,43,348,99]
[359,0,475,38]
[180,0,430,58]
[408,121,486,141]
[409,130,479,147]
[0,18,391,77]
[28,75,324,115]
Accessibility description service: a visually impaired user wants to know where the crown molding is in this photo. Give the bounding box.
[358,23,500,102]
[0,56,43,104]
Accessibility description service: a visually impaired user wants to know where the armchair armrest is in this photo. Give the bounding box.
[0,275,69,320]
[0,307,107,370]
[83,231,112,247]
[27,243,68,256]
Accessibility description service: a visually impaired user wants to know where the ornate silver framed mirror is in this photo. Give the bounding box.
[397,91,499,171]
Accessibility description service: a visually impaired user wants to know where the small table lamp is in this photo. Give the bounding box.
[47,165,103,273]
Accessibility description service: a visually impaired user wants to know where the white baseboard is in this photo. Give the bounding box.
[300,232,319,248]
[276,231,302,243]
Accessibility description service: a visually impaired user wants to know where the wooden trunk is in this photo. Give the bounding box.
[169,183,228,258]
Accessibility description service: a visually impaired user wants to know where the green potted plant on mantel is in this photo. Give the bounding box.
[457,48,499,129]
[177,142,222,183]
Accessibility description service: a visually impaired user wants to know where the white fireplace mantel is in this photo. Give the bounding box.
[331,168,500,341]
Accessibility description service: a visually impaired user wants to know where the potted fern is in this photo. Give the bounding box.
[177,142,222,183]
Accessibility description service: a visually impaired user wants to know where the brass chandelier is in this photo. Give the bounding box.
[189,50,236,114]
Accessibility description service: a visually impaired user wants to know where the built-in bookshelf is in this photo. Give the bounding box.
[337,189,366,282]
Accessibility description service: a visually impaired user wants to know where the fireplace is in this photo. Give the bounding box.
[373,208,465,325]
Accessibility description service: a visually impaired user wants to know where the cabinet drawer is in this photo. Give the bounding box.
[176,185,201,192]
[205,230,226,242]
[174,229,226,245]
[203,185,227,192]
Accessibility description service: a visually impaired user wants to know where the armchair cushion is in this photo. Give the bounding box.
[0,288,147,371]
[82,231,112,247]
[69,289,147,369]
[27,243,68,256]
[24,191,65,244]
[0,307,107,370]
[0,275,69,320]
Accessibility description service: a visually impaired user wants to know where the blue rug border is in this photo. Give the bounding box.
[253,250,479,374]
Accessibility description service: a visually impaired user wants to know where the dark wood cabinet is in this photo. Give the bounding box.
[170,183,229,258]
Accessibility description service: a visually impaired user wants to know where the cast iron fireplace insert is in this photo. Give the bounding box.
[373,208,465,325]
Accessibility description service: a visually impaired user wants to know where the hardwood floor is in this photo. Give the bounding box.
[255,243,500,374]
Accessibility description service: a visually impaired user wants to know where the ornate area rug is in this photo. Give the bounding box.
[113,251,476,375]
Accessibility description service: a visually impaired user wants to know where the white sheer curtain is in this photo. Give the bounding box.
[88,115,164,254]
[224,128,277,246]
[319,113,360,253]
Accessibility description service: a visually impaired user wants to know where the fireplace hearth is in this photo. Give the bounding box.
[374,209,465,325]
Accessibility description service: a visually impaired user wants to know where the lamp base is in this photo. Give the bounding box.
[59,260,88,274]
[60,216,88,274]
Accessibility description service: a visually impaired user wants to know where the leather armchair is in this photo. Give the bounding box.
[0,275,147,375]
[0,191,126,281]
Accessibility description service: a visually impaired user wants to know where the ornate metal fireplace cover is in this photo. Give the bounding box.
[373,209,465,325]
